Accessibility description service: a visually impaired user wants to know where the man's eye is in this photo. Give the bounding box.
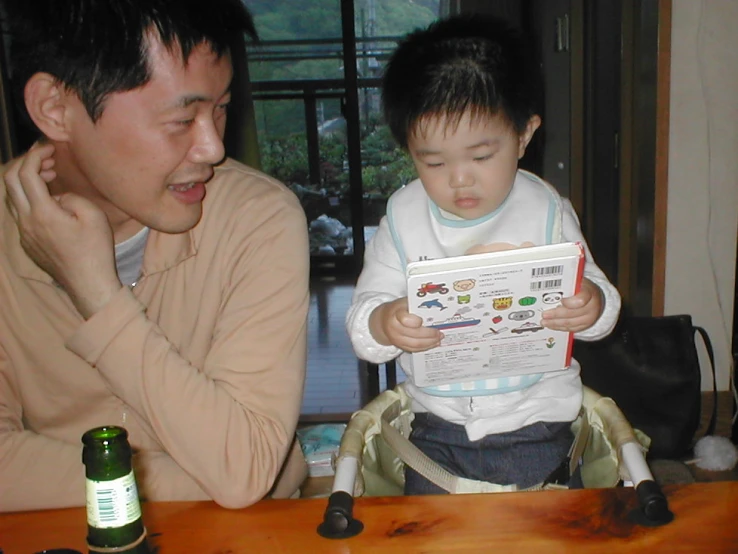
[176,119,195,127]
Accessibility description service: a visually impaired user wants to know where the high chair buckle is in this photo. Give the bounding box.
[543,458,571,487]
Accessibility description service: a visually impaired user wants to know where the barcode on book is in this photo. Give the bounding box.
[531,264,564,278]
[530,279,563,291]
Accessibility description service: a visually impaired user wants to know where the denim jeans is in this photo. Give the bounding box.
[404,412,575,495]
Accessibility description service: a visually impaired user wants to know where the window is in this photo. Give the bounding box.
[248,0,443,278]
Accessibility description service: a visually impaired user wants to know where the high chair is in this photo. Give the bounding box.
[318,384,674,539]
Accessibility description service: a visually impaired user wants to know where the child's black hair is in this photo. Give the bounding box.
[382,14,541,149]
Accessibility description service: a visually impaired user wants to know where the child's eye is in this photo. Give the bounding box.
[474,155,492,162]
[426,162,444,168]
[176,119,195,127]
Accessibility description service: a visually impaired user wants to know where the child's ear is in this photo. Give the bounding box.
[517,115,542,159]
[24,73,74,142]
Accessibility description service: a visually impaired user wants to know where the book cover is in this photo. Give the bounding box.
[406,242,585,388]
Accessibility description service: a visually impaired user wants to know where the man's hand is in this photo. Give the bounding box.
[4,143,122,319]
[540,277,603,333]
[369,297,443,352]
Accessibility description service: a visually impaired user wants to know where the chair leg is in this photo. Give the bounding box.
[730,352,738,444]
[386,359,397,390]
[365,361,380,401]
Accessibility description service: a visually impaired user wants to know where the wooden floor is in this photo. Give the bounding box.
[301,276,404,420]
[301,278,360,417]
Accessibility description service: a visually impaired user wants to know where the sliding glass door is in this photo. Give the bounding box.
[247,0,443,278]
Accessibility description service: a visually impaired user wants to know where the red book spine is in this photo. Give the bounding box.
[564,242,586,366]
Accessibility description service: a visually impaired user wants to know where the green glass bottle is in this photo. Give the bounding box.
[82,426,152,554]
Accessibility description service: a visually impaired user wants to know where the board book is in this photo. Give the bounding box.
[406,242,585,387]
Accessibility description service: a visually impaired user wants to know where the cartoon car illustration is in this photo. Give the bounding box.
[511,321,545,334]
[416,282,449,297]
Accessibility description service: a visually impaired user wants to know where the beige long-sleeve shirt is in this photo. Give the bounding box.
[0,158,310,511]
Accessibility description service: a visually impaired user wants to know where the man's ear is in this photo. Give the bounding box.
[518,114,542,159]
[24,73,74,142]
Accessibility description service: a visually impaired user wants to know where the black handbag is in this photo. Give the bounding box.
[574,314,717,460]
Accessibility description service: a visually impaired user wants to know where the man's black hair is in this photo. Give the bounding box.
[3,0,258,132]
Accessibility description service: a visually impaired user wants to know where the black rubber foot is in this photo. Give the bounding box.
[317,491,365,539]
[317,517,364,539]
[628,480,674,527]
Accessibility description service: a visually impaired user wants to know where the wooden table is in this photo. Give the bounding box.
[2,481,737,553]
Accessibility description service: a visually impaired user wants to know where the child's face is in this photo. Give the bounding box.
[407,111,540,220]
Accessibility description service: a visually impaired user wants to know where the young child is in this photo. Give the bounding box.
[346,14,621,495]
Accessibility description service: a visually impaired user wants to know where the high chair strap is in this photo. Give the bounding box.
[542,406,590,487]
[380,405,590,494]
[379,409,517,494]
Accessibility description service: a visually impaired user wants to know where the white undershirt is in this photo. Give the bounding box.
[114,227,149,286]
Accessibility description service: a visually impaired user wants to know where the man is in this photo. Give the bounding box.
[0,0,309,511]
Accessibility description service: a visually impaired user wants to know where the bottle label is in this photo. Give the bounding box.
[86,471,142,528]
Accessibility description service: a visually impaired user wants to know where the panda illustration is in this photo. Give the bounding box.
[542,291,564,305]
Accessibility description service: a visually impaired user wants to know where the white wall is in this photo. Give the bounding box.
[666,0,738,390]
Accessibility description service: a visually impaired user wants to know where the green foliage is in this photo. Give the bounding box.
[365,0,436,36]
[247,0,343,40]
[260,113,416,202]
[248,0,437,40]
[359,116,416,195]
[260,134,310,185]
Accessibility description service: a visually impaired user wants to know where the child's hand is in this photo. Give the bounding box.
[369,297,443,352]
[540,278,603,333]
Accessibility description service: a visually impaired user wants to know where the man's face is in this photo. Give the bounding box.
[407,111,538,220]
[61,37,233,237]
